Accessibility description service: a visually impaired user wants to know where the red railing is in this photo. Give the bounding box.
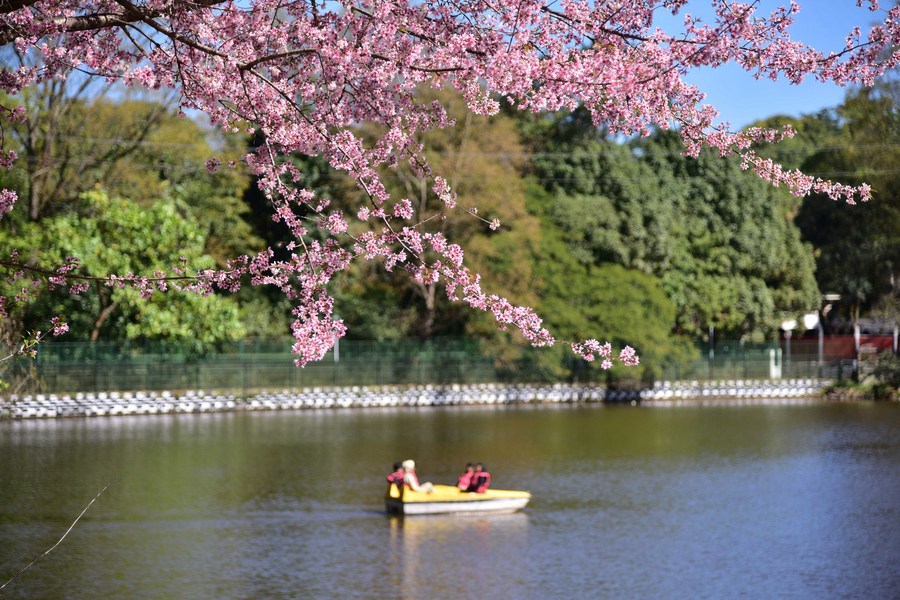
[784,334,896,360]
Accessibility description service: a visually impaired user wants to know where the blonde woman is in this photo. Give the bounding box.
[401,459,434,493]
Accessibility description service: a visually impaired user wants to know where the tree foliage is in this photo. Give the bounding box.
[524,119,820,341]
[347,90,542,341]
[2,89,260,262]
[1,189,245,349]
[525,182,695,381]
[0,69,172,221]
[793,83,900,327]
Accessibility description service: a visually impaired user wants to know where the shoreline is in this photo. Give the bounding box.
[0,379,834,420]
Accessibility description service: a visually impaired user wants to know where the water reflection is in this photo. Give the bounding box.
[387,513,530,597]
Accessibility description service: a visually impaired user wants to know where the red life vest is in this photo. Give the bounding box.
[457,472,474,490]
[472,471,491,493]
[386,470,404,485]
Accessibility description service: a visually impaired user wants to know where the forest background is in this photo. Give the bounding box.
[1,75,897,384]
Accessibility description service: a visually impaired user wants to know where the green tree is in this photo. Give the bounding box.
[328,90,543,346]
[793,84,900,328]
[103,111,261,264]
[532,139,675,274]
[2,190,245,349]
[523,182,695,382]
[639,132,820,339]
[2,82,260,263]
[1,86,262,345]
[522,115,820,341]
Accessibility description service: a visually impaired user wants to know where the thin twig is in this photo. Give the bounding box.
[0,481,113,592]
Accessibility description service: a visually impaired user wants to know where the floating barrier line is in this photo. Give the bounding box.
[0,379,832,420]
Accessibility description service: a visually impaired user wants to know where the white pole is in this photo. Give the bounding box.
[818,322,824,366]
[785,330,791,367]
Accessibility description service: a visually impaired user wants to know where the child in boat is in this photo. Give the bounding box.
[467,463,491,493]
[386,461,404,487]
[457,463,475,491]
[401,459,434,493]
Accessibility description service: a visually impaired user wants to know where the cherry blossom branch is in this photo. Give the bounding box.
[0,258,201,284]
[3,0,898,368]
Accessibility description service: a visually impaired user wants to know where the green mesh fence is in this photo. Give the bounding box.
[2,337,851,395]
[659,337,860,382]
[5,338,512,393]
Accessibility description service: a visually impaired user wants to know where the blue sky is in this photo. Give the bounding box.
[666,1,887,129]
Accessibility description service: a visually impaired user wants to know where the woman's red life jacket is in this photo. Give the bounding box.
[457,472,474,490]
[472,471,491,493]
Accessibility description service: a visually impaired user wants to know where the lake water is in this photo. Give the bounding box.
[1,402,899,598]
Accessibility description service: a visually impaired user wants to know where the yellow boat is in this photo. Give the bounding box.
[385,483,531,515]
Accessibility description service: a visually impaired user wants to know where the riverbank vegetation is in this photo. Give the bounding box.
[823,353,900,402]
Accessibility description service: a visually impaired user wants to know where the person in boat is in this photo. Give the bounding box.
[456,463,475,491]
[401,459,434,494]
[386,461,405,487]
[467,462,491,493]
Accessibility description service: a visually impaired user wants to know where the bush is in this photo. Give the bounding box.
[872,353,900,401]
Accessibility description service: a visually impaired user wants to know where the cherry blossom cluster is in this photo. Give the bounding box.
[0,189,16,216]
[572,340,613,365]
[1,1,898,366]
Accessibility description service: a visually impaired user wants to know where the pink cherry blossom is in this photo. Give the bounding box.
[0,189,16,216]
[50,316,68,336]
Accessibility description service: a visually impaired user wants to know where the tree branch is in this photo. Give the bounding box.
[0,481,113,593]
[0,259,202,283]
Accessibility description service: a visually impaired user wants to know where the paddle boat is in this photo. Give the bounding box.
[385,483,531,515]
